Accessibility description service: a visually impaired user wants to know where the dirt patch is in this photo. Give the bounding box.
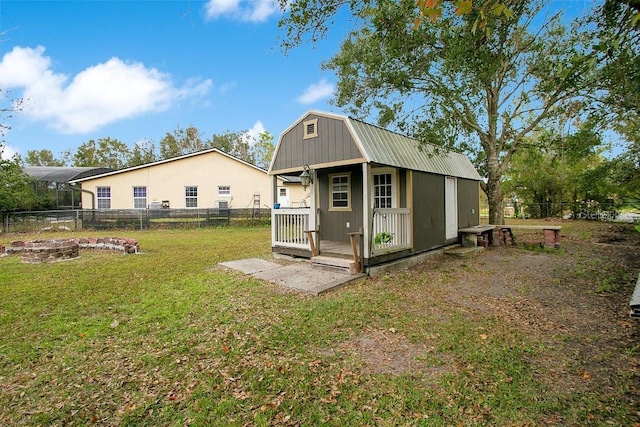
[333,329,450,377]
[353,222,640,407]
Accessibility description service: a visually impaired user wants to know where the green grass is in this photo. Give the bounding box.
[0,224,638,426]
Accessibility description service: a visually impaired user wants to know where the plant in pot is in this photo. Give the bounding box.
[374,231,394,246]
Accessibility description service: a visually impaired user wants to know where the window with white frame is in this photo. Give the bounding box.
[133,186,147,209]
[373,173,393,208]
[96,186,111,209]
[185,186,198,208]
[330,173,350,210]
[218,185,231,196]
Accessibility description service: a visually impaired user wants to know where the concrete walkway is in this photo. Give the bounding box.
[218,258,366,295]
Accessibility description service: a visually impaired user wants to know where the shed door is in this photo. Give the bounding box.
[445,177,458,240]
[277,187,289,208]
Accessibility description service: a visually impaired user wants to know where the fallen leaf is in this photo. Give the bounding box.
[110,319,119,329]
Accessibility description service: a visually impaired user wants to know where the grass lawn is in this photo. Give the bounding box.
[1,223,639,426]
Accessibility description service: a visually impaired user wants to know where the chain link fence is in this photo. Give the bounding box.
[1,208,271,233]
[503,202,639,223]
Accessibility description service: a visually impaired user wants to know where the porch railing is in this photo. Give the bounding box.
[272,208,312,250]
[372,208,411,255]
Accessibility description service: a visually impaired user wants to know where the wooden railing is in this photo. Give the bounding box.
[272,208,312,250]
[371,208,411,255]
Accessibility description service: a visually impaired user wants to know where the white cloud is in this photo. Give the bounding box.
[243,120,266,146]
[297,79,335,105]
[204,0,281,23]
[0,144,19,160]
[218,81,237,93]
[0,46,212,134]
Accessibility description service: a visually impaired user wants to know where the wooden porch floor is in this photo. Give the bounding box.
[319,240,354,258]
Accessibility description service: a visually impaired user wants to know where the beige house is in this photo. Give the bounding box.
[69,148,307,210]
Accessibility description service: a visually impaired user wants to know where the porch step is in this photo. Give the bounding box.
[311,255,358,275]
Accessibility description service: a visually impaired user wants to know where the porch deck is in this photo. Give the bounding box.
[318,240,354,258]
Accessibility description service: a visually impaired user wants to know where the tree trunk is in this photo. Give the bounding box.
[485,163,505,225]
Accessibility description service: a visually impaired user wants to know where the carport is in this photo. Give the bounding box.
[23,166,112,209]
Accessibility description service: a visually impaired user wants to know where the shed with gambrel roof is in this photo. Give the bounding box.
[268,110,482,273]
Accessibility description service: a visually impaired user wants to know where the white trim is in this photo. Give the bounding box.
[303,118,319,139]
[445,177,458,240]
[328,172,352,212]
[362,163,372,259]
[132,186,147,209]
[185,185,198,209]
[268,109,368,175]
[371,166,398,209]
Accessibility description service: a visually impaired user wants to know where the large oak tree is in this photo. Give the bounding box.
[279,0,603,224]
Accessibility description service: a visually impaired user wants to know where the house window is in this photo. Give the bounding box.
[133,186,147,209]
[185,186,198,208]
[279,188,287,197]
[303,118,318,139]
[218,185,231,196]
[330,173,351,210]
[96,186,111,209]
[373,173,393,208]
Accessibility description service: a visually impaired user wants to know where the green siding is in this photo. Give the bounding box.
[318,166,363,243]
[272,114,363,172]
[412,172,445,251]
[457,179,480,229]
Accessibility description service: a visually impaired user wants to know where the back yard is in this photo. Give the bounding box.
[0,221,639,426]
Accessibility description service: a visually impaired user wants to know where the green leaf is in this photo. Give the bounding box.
[455,0,473,16]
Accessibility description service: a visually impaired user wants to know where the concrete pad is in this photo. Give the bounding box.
[253,263,365,295]
[219,258,366,295]
[444,246,485,257]
[219,258,281,274]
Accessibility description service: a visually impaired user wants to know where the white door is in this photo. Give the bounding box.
[277,187,289,208]
[445,177,458,240]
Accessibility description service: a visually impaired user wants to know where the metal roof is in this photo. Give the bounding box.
[347,118,481,181]
[23,166,113,182]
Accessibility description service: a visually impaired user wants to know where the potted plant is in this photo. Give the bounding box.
[374,231,394,246]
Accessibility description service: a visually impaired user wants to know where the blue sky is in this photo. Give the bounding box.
[0,0,601,162]
[0,0,350,160]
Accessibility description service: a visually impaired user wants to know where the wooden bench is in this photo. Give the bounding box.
[458,225,496,248]
[499,225,562,248]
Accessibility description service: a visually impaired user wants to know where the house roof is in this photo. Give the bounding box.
[68,148,269,183]
[271,110,481,181]
[23,166,112,183]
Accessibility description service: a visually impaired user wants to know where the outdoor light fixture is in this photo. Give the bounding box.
[300,164,313,190]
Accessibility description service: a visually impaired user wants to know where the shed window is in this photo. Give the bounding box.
[373,173,393,209]
[330,173,351,211]
[185,186,198,208]
[303,119,318,139]
[97,186,111,210]
[133,186,147,209]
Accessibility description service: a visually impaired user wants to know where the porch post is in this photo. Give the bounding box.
[271,175,277,247]
[308,169,317,243]
[362,162,372,259]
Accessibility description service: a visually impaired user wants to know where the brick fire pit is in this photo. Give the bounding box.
[13,239,80,264]
[4,237,140,264]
